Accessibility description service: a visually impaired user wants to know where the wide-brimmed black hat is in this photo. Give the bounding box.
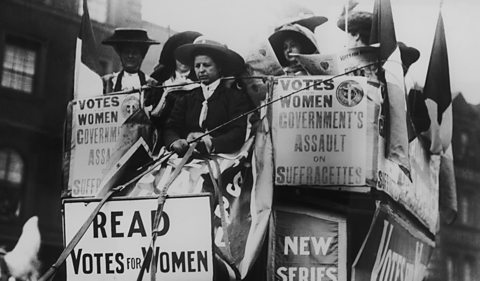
[269,24,319,67]
[175,36,245,76]
[102,28,160,46]
[151,31,202,81]
[398,42,420,69]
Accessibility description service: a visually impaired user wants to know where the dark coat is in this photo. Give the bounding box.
[164,81,251,153]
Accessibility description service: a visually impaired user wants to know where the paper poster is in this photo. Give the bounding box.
[67,93,141,197]
[271,76,368,186]
[63,195,214,281]
[268,206,347,281]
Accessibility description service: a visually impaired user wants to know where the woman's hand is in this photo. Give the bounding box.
[170,139,189,157]
[197,135,213,154]
[187,132,213,154]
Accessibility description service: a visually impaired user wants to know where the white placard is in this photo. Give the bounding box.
[68,93,140,197]
[272,76,368,186]
[63,195,214,281]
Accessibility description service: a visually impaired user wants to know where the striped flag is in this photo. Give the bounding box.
[370,0,410,177]
[74,0,103,99]
[423,11,457,223]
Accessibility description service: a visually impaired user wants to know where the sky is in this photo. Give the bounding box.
[142,0,480,104]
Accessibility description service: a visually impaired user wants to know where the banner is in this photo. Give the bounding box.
[376,137,440,233]
[352,203,434,281]
[63,194,214,281]
[131,131,273,278]
[268,206,347,281]
[67,93,141,197]
[271,76,368,186]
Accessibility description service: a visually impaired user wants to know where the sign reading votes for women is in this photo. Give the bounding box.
[271,76,368,186]
[67,93,141,197]
[63,194,214,281]
[268,207,346,281]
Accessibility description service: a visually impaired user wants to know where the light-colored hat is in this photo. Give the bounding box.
[175,36,245,76]
[269,24,320,67]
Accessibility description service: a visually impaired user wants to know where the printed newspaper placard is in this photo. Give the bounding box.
[352,203,434,281]
[294,47,379,77]
[68,93,141,197]
[268,206,347,281]
[271,76,368,186]
[63,194,214,281]
[376,137,440,233]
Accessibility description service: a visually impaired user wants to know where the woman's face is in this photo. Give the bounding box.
[194,55,221,85]
[118,44,144,73]
[283,38,303,63]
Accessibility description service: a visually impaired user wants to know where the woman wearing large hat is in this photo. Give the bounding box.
[101,28,159,94]
[269,14,327,76]
[164,36,252,156]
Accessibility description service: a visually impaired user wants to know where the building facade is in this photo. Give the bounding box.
[0,0,169,278]
[426,94,480,281]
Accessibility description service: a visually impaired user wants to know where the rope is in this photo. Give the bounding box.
[38,150,174,281]
[135,143,197,281]
[187,60,384,145]
[133,60,384,172]
[41,60,385,281]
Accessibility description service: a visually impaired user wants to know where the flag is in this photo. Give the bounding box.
[74,0,103,99]
[422,11,457,223]
[370,0,410,177]
[422,12,452,155]
[439,146,457,224]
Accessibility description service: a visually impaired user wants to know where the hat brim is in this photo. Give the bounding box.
[175,43,245,76]
[102,39,160,46]
[268,29,318,67]
[291,16,328,32]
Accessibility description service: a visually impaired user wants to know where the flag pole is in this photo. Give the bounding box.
[345,0,349,48]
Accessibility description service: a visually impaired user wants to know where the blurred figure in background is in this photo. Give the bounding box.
[147,31,203,146]
[337,10,372,48]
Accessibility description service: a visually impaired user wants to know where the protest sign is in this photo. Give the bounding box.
[352,203,434,281]
[376,137,440,233]
[271,76,368,186]
[63,194,214,281]
[67,93,141,197]
[268,206,346,281]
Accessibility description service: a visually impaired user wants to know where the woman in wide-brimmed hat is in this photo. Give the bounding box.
[164,36,252,156]
[146,31,203,151]
[102,28,159,94]
[269,14,327,76]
